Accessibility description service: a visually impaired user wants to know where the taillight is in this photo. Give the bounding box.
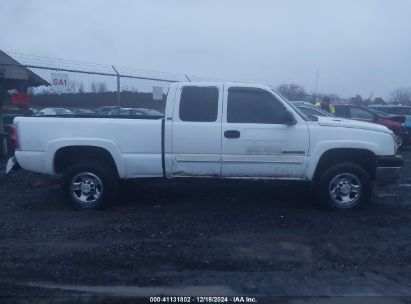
[9,124,20,151]
[392,133,398,154]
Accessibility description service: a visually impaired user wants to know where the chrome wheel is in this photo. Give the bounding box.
[70,172,103,205]
[329,173,362,206]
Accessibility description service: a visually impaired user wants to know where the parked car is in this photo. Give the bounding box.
[1,108,36,155]
[369,105,411,122]
[369,105,411,144]
[68,108,96,116]
[35,108,73,116]
[333,105,407,149]
[292,101,333,117]
[108,107,164,117]
[95,106,118,115]
[2,107,36,124]
[7,82,403,211]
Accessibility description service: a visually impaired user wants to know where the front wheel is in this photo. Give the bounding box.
[316,163,372,210]
[62,161,118,210]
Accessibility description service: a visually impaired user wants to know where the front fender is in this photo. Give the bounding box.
[305,141,379,180]
[45,138,125,178]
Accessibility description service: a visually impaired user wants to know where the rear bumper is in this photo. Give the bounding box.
[375,155,403,187]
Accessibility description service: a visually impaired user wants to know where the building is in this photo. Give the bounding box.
[0,50,49,157]
[0,50,49,108]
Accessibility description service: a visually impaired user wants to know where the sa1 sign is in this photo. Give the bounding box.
[51,73,69,93]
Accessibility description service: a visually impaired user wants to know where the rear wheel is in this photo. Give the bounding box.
[62,161,118,210]
[316,162,372,210]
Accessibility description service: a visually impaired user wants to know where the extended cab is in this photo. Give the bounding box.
[7,82,403,210]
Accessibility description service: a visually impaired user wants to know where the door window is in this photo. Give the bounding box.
[179,87,219,122]
[227,88,287,124]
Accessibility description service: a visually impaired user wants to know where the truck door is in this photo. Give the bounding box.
[171,85,223,176]
[221,86,309,178]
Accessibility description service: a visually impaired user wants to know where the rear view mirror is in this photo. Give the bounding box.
[283,110,297,125]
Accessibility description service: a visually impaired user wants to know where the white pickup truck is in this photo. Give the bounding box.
[7,82,403,210]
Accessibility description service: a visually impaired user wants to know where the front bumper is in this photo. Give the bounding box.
[375,155,403,187]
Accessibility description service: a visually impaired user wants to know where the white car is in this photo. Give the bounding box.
[35,108,73,116]
[7,82,403,210]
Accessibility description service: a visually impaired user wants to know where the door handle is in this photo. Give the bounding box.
[224,130,240,139]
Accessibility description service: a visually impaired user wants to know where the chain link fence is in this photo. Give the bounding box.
[0,62,185,113]
[0,52,230,157]
[0,52,225,114]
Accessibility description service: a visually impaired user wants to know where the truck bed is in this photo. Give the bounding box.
[14,116,164,178]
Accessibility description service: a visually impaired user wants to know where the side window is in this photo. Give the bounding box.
[179,87,219,122]
[227,88,287,124]
[334,106,349,117]
[350,107,374,120]
[396,107,411,115]
[381,107,396,115]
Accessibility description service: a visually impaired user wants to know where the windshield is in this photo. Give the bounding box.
[298,106,330,117]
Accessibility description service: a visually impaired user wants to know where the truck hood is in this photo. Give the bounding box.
[316,116,392,134]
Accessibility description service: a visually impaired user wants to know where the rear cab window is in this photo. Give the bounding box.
[179,86,219,122]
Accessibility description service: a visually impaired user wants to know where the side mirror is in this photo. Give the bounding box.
[283,110,297,125]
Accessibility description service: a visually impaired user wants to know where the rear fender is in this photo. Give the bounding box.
[45,139,125,178]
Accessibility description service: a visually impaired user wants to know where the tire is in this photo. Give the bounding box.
[316,162,372,210]
[62,161,118,210]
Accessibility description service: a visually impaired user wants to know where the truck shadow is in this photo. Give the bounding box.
[116,179,319,210]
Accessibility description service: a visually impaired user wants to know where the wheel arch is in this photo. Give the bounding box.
[309,148,377,182]
[46,139,125,178]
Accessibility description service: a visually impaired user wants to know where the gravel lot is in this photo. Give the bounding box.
[0,150,410,303]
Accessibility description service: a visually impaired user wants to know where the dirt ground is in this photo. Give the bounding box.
[0,150,410,303]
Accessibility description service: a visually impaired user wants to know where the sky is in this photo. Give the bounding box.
[1,0,411,99]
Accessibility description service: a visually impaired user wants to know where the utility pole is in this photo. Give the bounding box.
[112,66,121,108]
[314,67,319,98]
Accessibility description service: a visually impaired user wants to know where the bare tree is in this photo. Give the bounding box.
[350,94,363,106]
[90,82,98,93]
[372,97,387,105]
[68,80,78,93]
[77,83,85,93]
[276,83,307,101]
[390,88,411,105]
[97,81,108,93]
